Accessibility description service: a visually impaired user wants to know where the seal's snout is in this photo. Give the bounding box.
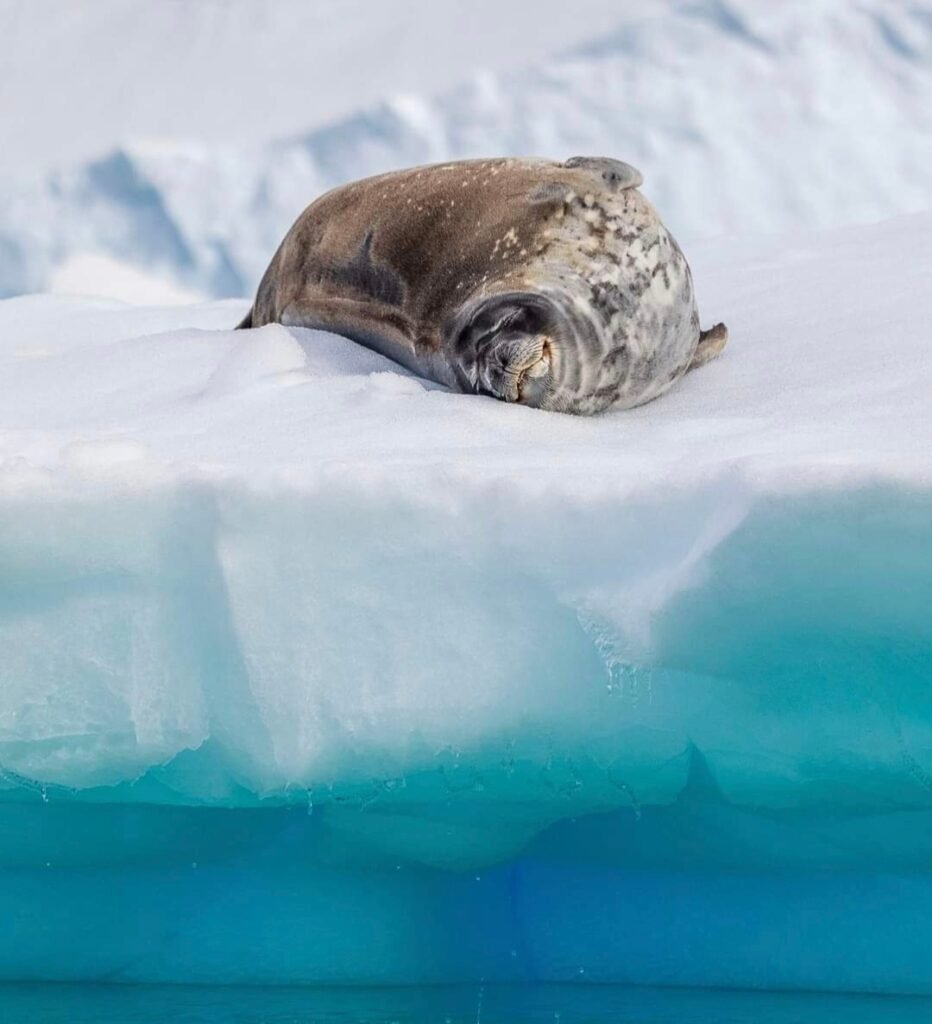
[479,333,553,405]
[516,338,554,407]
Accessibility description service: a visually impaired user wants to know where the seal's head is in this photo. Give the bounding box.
[452,280,651,415]
[444,159,710,415]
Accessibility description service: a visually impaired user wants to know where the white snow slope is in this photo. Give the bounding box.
[1,0,931,302]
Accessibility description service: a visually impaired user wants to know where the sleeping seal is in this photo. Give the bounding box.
[238,157,727,414]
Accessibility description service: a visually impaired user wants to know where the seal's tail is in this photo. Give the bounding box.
[236,308,254,330]
[689,322,728,371]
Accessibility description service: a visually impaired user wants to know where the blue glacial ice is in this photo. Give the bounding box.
[0,214,930,990]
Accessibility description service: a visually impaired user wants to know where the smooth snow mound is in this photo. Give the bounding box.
[1,0,931,302]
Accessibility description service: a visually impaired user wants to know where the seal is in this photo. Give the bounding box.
[238,157,727,414]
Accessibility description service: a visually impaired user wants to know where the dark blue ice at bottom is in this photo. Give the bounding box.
[2,983,932,1024]
[5,796,932,992]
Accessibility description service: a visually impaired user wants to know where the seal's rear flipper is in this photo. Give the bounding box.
[689,322,728,371]
[563,156,643,191]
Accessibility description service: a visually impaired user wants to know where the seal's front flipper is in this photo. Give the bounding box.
[689,322,728,371]
[280,297,423,377]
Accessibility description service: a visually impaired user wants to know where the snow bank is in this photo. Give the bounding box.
[0,212,930,988]
[2,0,931,301]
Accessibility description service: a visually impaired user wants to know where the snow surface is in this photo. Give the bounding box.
[0,213,931,989]
[2,0,931,301]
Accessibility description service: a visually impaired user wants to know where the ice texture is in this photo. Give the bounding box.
[1,0,931,302]
[0,214,930,989]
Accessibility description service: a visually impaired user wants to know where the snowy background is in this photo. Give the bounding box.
[0,0,930,303]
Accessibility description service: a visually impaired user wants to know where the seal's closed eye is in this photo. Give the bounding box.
[484,307,535,339]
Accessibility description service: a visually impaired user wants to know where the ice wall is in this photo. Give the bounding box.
[0,215,930,988]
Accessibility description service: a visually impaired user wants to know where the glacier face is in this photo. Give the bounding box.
[0,215,931,989]
[1,0,931,302]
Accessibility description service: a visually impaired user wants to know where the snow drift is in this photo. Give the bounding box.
[1,0,931,303]
[0,210,930,989]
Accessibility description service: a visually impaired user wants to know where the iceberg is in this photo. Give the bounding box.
[0,213,930,990]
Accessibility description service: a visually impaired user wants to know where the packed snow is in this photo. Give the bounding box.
[0,210,930,989]
[1,0,931,302]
